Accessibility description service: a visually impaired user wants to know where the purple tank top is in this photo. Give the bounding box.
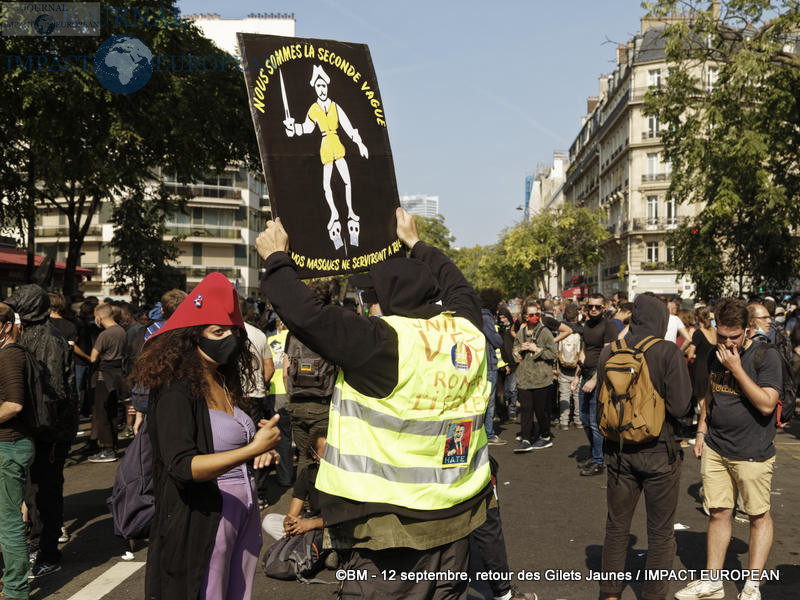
[208,406,255,483]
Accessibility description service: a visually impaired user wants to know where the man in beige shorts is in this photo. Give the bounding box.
[675,298,782,600]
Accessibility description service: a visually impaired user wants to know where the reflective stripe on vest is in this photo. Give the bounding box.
[316,312,491,511]
[267,329,288,396]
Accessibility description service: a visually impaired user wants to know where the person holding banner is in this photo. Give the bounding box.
[282,65,369,250]
[256,208,495,600]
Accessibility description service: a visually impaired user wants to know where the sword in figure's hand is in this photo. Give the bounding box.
[280,70,296,137]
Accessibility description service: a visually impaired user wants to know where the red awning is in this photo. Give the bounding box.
[0,247,92,277]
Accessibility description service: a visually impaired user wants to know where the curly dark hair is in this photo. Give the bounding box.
[133,325,256,408]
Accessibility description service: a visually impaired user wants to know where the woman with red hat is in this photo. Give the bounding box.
[134,273,281,600]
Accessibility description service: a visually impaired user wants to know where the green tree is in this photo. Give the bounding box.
[1,0,259,296]
[553,203,609,277]
[484,205,608,298]
[414,214,456,258]
[107,187,185,303]
[644,0,800,296]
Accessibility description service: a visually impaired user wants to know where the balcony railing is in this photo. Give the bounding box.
[641,261,676,271]
[631,216,683,231]
[36,225,102,237]
[641,130,660,140]
[163,182,242,201]
[641,173,669,183]
[165,224,242,240]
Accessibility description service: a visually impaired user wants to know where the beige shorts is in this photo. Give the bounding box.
[701,444,775,515]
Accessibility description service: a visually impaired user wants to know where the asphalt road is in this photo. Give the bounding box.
[22,420,800,600]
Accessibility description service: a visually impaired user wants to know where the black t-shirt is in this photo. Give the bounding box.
[582,317,618,370]
[293,462,320,516]
[706,340,782,461]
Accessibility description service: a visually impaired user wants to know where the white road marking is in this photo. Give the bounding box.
[66,561,145,600]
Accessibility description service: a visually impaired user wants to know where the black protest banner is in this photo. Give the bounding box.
[238,34,402,278]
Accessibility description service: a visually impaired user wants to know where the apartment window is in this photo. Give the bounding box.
[173,210,190,225]
[648,68,661,88]
[646,195,659,225]
[647,115,659,137]
[192,243,202,265]
[192,207,203,224]
[234,244,247,267]
[666,245,675,264]
[707,66,718,91]
[666,197,677,225]
[647,242,659,263]
[99,244,111,264]
[647,153,659,177]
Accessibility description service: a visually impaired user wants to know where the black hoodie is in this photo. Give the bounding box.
[597,294,692,453]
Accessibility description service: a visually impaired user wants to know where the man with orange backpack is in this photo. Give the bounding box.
[595,294,691,600]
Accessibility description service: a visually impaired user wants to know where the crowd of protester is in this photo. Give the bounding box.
[0,238,798,600]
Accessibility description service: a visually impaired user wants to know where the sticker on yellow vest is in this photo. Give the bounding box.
[450,342,473,373]
[442,420,472,466]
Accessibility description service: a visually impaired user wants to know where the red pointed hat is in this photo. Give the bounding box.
[148,272,244,339]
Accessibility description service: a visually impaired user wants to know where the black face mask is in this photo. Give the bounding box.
[587,313,603,325]
[198,334,241,366]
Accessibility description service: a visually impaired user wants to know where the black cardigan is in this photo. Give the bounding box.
[145,381,222,600]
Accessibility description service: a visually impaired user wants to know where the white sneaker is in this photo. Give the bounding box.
[674,579,725,599]
[737,584,760,600]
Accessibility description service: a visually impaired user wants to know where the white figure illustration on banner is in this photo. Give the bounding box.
[281,65,369,250]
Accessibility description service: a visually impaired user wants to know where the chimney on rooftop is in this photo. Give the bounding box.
[617,44,629,66]
[587,96,600,114]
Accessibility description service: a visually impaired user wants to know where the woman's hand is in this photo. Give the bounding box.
[250,414,281,455]
[253,449,279,470]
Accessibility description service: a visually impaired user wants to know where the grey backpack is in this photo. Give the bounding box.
[261,528,330,584]
[284,334,338,398]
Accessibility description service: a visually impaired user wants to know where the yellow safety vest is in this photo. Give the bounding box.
[316,312,491,511]
[495,325,507,369]
[267,329,289,397]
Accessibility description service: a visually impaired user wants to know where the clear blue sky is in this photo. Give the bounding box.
[178,0,647,247]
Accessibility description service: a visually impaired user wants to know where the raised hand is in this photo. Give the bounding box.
[256,218,290,260]
[395,207,420,249]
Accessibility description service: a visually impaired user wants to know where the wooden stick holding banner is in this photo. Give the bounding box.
[238,34,402,278]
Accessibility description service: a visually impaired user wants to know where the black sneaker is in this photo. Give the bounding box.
[29,559,61,579]
[580,462,604,476]
[88,449,117,463]
[73,441,99,456]
[513,440,534,453]
[530,437,553,449]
